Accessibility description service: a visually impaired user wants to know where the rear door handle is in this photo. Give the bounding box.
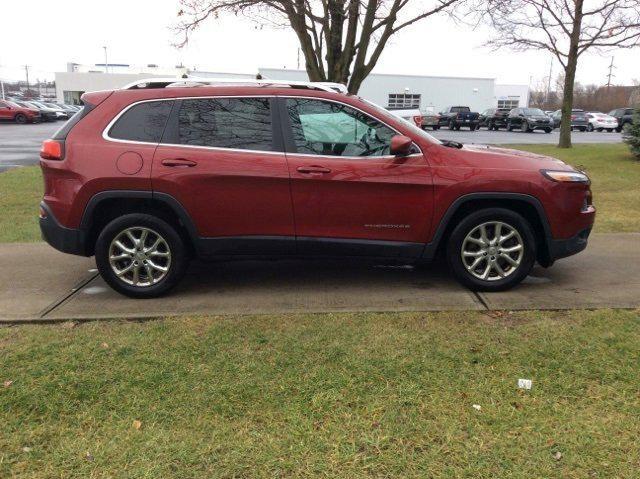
[297,165,331,174]
[161,158,197,168]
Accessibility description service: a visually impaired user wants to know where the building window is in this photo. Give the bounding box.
[388,93,421,109]
[497,99,519,109]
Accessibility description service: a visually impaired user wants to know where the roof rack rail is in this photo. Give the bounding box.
[120,77,348,94]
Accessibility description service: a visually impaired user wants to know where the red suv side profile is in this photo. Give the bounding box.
[39,79,595,298]
[0,99,41,123]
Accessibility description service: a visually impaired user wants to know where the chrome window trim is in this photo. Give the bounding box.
[101,94,424,158]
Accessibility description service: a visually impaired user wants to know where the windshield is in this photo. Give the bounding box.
[522,108,545,116]
[5,101,21,108]
[450,106,470,113]
[360,97,442,145]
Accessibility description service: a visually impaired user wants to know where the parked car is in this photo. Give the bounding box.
[53,103,80,117]
[608,107,637,132]
[386,107,423,128]
[15,101,59,122]
[507,108,553,133]
[419,107,440,130]
[37,102,69,120]
[551,109,589,131]
[438,106,480,130]
[38,78,595,298]
[586,112,618,132]
[479,108,511,130]
[0,99,41,123]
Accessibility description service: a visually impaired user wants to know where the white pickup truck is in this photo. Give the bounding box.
[386,107,423,128]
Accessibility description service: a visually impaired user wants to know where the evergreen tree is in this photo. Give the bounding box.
[623,112,640,160]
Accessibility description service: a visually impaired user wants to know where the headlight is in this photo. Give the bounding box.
[541,169,590,184]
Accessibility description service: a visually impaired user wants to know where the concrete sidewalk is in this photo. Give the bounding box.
[1,233,639,322]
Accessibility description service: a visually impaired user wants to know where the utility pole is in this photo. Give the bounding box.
[606,57,615,88]
[103,46,108,73]
[546,57,553,105]
[1,80,5,100]
[297,48,300,70]
[24,65,30,96]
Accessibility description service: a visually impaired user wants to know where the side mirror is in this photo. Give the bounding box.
[390,135,413,156]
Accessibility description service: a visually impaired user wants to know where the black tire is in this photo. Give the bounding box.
[521,121,530,133]
[433,125,440,130]
[616,126,622,132]
[455,125,461,131]
[446,208,536,292]
[95,214,189,298]
[579,127,587,132]
[544,128,552,133]
[449,120,456,130]
[606,128,613,132]
[507,121,513,131]
[587,124,594,132]
[14,113,27,124]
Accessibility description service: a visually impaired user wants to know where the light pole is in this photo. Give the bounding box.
[103,46,108,73]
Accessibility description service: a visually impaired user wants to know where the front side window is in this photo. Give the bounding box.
[109,100,173,143]
[177,97,273,151]
[285,98,396,157]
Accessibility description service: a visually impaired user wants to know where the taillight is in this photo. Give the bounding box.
[413,115,423,126]
[40,139,64,161]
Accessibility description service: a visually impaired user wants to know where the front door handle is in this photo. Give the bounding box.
[297,165,331,174]
[161,158,197,168]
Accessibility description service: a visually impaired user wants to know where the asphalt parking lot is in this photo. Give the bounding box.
[0,122,624,173]
[1,233,639,322]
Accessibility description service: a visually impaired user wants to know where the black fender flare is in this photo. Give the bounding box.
[420,192,552,261]
[80,190,200,246]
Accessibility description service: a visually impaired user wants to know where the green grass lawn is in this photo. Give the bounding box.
[1,309,639,478]
[0,143,637,243]
[0,166,42,243]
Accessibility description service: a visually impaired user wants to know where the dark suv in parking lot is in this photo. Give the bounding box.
[479,108,511,130]
[551,109,589,131]
[39,78,595,297]
[609,107,637,132]
[507,108,553,133]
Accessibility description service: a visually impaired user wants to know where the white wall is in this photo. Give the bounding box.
[55,72,170,102]
[259,68,496,112]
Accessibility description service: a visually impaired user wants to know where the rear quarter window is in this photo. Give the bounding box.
[108,100,173,143]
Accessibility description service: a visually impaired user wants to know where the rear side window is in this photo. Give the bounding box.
[176,97,273,151]
[53,104,93,140]
[109,101,173,143]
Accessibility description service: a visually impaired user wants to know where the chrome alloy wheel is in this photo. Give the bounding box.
[460,221,524,281]
[108,227,171,287]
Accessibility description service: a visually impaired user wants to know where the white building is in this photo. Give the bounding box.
[55,64,529,110]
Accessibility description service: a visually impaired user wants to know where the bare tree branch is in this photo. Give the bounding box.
[174,0,465,93]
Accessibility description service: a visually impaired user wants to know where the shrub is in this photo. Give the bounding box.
[623,111,640,159]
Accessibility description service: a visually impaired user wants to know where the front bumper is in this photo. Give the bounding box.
[39,202,89,256]
[548,227,591,262]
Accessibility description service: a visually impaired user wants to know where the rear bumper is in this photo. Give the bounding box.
[39,202,89,256]
[548,227,591,262]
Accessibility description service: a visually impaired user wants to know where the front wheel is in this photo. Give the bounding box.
[544,128,552,133]
[587,124,594,132]
[433,125,440,130]
[579,127,587,132]
[446,208,536,291]
[14,114,27,124]
[95,214,189,298]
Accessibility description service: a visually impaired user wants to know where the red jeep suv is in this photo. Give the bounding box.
[39,79,595,298]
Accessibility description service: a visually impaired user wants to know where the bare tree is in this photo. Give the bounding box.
[481,0,640,148]
[175,0,462,94]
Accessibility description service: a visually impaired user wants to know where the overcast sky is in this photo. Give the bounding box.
[1,0,638,88]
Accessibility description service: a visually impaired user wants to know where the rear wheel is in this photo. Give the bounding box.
[433,125,440,130]
[587,124,594,132]
[95,214,189,298]
[544,128,552,133]
[521,121,530,133]
[446,208,536,291]
[579,126,587,132]
[14,113,27,124]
